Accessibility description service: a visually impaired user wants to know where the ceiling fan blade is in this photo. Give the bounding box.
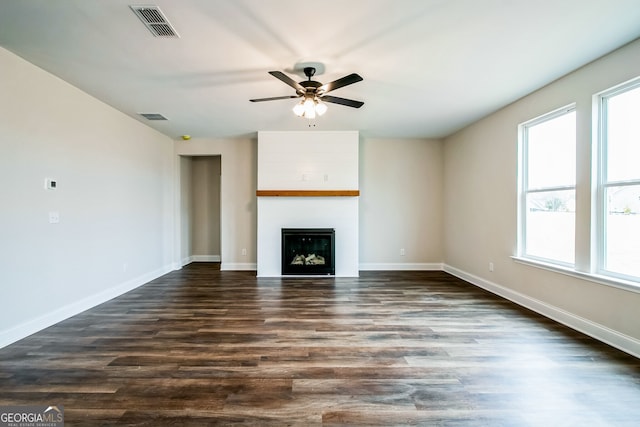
[319,73,363,94]
[320,95,364,108]
[268,71,306,93]
[250,95,301,102]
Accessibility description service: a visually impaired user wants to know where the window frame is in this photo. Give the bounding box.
[518,104,577,267]
[595,77,640,283]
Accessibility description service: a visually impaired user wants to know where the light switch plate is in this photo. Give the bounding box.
[49,211,60,223]
[45,178,57,189]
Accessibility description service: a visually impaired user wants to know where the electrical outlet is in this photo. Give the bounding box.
[241,248,247,256]
[400,248,405,256]
[489,262,494,272]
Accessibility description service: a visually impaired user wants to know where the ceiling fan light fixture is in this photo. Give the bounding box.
[292,97,328,119]
[303,98,316,119]
[315,100,328,116]
[292,102,305,116]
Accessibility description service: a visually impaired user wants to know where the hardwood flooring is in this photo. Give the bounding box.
[1,263,639,426]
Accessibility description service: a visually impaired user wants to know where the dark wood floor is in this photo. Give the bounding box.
[1,263,639,426]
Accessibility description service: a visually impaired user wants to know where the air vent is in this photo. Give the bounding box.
[139,113,168,121]
[130,5,179,38]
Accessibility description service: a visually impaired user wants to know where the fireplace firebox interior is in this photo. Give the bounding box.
[281,228,335,275]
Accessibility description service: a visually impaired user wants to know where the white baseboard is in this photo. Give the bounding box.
[443,264,640,359]
[221,262,257,271]
[0,264,173,349]
[359,262,443,271]
[191,255,221,262]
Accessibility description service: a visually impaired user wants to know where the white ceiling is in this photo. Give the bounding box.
[1,0,639,139]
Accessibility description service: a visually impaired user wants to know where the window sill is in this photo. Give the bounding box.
[511,256,640,295]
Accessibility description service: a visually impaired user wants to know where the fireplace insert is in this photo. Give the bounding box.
[281,228,335,275]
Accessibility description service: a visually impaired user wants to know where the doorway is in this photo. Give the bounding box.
[179,155,221,265]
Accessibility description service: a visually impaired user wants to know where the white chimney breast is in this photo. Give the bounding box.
[257,131,358,190]
[256,131,359,277]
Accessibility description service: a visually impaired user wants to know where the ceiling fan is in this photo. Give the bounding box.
[250,67,364,118]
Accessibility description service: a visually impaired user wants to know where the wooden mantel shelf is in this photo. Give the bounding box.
[256,190,360,197]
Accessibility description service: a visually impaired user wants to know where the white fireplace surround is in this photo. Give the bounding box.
[256,131,359,277]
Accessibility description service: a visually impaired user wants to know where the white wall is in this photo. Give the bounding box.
[359,138,443,270]
[443,39,640,356]
[257,131,359,190]
[0,47,175,348]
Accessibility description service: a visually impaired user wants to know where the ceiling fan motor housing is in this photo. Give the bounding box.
[303,67,316,78]
[299,67,322,96]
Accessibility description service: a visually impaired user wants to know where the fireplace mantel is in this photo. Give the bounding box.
[256,190,359,197]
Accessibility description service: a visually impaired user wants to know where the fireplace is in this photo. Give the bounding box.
[256,131,359,277]
[281,228,335,275]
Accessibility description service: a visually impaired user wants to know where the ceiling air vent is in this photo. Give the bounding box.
[130,5,179,38]
[139,113,168,121]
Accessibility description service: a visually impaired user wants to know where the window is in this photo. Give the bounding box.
[519,106,576,265]
[515,77,640,289]
[596,79,640,281]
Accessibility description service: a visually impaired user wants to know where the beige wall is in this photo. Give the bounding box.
[175,138,257,270]
[175,136,445,271]
[359,138,444,269]
[0,47,175,347]
[443,39,640,355]
[179,156,192,264]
